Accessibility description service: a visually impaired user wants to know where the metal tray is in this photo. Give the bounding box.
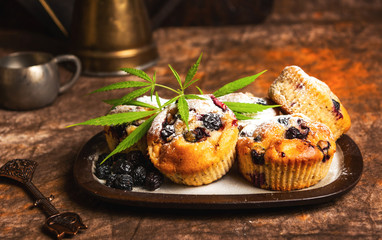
[73,132,363,209]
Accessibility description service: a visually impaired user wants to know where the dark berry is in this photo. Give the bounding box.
[105,173,117,187]
[109,123,127,140]
[278,117,290,126]
[161,124,175,142]
[202,113,222,130]
[210,95,227,111]
[96,153,113,167]
[296,83,304,89]
[132,165,147,186]
[332,99,343,120]
[251,147,265,165]
[113,174,133,191]
[317,140,331,162]
[95,164,111,180]
[255,98,267,105]
[253,135,262,142]
[285,126,309,139]
[332,99,340,111]
[113,153,128,163]
[112,158,134,174]
[145,170,164,191]
[126,151,145,167]
[184,127,210,142]
[251,172,266,188]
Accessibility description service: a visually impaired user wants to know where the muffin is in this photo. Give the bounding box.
[268,66,351,140]
[104,96,168,154]
[236,114,336,191]
[147,95,239,186]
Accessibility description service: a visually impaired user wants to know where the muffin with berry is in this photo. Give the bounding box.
[237,114,336,191]
[268,66,351,140]
[147,95,238,186]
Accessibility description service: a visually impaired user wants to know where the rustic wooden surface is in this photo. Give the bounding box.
[1,1,382,239]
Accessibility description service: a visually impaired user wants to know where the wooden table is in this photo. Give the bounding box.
[1,3,381,239]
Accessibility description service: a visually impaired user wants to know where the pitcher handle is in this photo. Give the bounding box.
[54,55,82,94]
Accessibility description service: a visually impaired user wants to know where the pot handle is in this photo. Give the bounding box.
[54,54,82,94]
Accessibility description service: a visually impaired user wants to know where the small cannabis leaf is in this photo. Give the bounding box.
[89,81,151,94]
[101,114,158,163]
[177,96,189,129]
[233,112,254,120]
[66,111,157,127]
[223,102,280,113]
[213,70,267,97]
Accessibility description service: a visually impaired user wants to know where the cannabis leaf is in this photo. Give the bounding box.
[168,64,182,88]
[233,112,254,120]
[103,86,151,106]
[123,100,158,109]
[177,96,189,129]
[120,68,153,82]
[67,111,157,127]
[213,70,267,97]
[223,102,280,113]
[184,53,202,87]
[89,81,151,94]
[101,114,158,164]
[184,94,206,100]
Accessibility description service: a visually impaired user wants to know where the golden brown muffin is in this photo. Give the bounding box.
[268,66,351,140]
[236,114,336,191]
[147,95,238,186]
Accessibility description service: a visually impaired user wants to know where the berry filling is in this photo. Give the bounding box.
[161,124,175,142]
[202,113,223,130]
[183,127,210,143]
[251,172,266,188]
[317,140,331,162]
[285,126,309,139]
[109,123,128,140]
[210,95,227,111]
[251,147,265,165]
[256,98,267,105]
[332,99,343,120]
[278,117,290,126]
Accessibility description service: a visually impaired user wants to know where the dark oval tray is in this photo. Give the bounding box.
[73,132,363,209]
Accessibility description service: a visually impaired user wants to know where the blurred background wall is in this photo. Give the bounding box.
[0,0,381,39]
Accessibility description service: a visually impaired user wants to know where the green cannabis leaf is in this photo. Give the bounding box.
[184,53,202,87]
[120,68,153,82]
[89,81,151,94]
[103,86,151,106]
[177,96,189,129]
[101,114,158,164]
[66,111,157,127]
[122,100,158,109]
[213,70,267,97]
[233,112,254,120]
[223,102,280,113]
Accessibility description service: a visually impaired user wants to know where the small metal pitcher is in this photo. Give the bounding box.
[0,52,81,110]
[70,0,158,76]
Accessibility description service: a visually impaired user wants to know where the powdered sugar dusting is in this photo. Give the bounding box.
[218,92,278,127]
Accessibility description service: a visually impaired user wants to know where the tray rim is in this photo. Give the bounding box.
[73,132,363,209]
